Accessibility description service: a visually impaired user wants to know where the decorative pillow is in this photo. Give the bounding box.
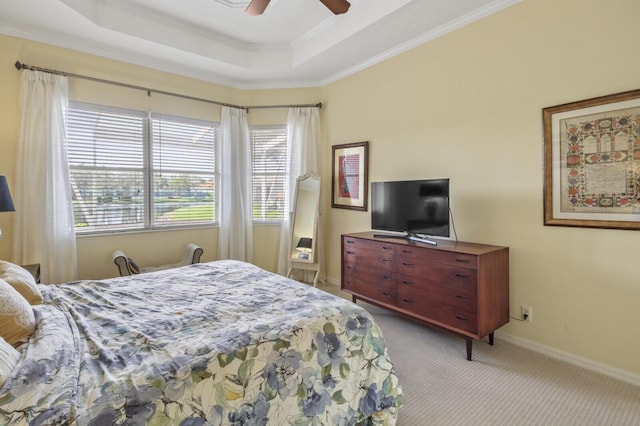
[127,257,141,274]
[0,336,20,388]
[0,260,42,305]
[0,278,36,347]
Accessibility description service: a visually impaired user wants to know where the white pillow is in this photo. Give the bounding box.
[0,278,36,347]
[0,260,42,305]
[0,336,20,387]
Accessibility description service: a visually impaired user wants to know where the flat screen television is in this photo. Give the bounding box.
[371,178,450,240]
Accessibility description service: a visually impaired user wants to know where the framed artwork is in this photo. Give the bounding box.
[543,89,640,230]
[331,141,369,211]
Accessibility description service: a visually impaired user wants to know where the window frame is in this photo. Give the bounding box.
[67,101,219,235]
[149,112,219,230]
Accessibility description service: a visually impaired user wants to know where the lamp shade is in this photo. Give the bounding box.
[296,237,313,252]
[0,176,15,212]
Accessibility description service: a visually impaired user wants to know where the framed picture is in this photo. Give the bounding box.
[543,89,640,230]
[331,141,369,211]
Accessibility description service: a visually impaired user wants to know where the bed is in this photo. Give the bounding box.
[0,260,404,425]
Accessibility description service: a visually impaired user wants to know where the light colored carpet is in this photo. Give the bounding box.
[322,285,640,426]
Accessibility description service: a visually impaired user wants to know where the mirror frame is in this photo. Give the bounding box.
[289,172,320,265]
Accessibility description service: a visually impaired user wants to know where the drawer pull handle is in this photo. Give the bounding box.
[382,246,393,251]
[455,294,469,300]
[382,292,393,297]
[347,266,355,271]
[455,315,469,322]
[346,250,355,255]
[401,298,413,304]
[382,258,393,263]
[401,280,413,286]
[455,273,468,278]
[455,258,470,263]
[381,275,392,280]
[402,262,414,267]
[346,240,355,244]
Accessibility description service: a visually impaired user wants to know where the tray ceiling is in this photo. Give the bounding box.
[0,0,520,89]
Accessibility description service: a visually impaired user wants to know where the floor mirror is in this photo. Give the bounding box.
[287,172,320,287]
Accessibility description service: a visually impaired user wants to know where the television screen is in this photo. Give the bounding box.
[371,179,450,237]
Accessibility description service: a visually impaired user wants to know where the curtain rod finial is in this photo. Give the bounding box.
[15,61,23,70]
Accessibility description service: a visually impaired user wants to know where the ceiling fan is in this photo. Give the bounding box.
[245,0,351,16]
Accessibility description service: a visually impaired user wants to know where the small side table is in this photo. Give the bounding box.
[21,263,41,283]
[287,258,320,287]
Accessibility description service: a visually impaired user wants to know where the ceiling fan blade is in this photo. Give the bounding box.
[245,0,270,16]
[319,0,351,15]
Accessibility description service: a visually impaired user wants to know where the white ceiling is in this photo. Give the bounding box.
[0,0,520,89]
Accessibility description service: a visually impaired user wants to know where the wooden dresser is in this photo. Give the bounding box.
[341,232,509,360]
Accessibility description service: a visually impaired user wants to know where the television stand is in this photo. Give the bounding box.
[341,231,510,360]
[373,233,407,240]
[407,235,437,245]
[372,232,438,246]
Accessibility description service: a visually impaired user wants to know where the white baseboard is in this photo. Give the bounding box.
[327,275,640,387]
[495,331,640,387]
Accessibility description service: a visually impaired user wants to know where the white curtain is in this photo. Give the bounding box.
[218,106,253,262]
[13,70,77,284]
[277,107,321,276]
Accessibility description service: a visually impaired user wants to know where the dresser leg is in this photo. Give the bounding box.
[489,332,494,346]
[466,339,472,361]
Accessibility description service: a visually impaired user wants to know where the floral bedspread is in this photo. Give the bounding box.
[0,260,404,425]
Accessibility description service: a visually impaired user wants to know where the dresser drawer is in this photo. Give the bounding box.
[354,281,396,305]
[397,281,477,314]
[352,268,396,304]
[344,236,393,250]
[343,248,395,271]
[397,246,477,270]
[343,266,395,304]
[434,308,477,334]
[396,286,478,334]
[343,237,397,257]
[397,262,477,294]
[343,238,396,271]
[342,268,358,291]
[342,249,358,276]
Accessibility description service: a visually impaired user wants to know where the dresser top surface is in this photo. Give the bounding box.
[343,232,508,256]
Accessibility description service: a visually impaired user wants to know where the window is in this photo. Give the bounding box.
[151,114,217,227]
[251,126,287,222]
[67,102,218,234]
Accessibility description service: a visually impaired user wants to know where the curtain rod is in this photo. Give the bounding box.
[14,61,322,112]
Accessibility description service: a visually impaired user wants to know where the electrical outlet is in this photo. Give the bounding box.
[521,305,532,322]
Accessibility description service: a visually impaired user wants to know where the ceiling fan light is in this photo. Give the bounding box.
[319,0,351,15]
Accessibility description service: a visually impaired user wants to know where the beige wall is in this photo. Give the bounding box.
[323,0,640,377]
[1,0,639,381]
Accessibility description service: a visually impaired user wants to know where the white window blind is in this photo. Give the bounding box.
[151,114,217,227]
[251,126,287,222]
[68,104,147,233]
[67,102,218,234]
